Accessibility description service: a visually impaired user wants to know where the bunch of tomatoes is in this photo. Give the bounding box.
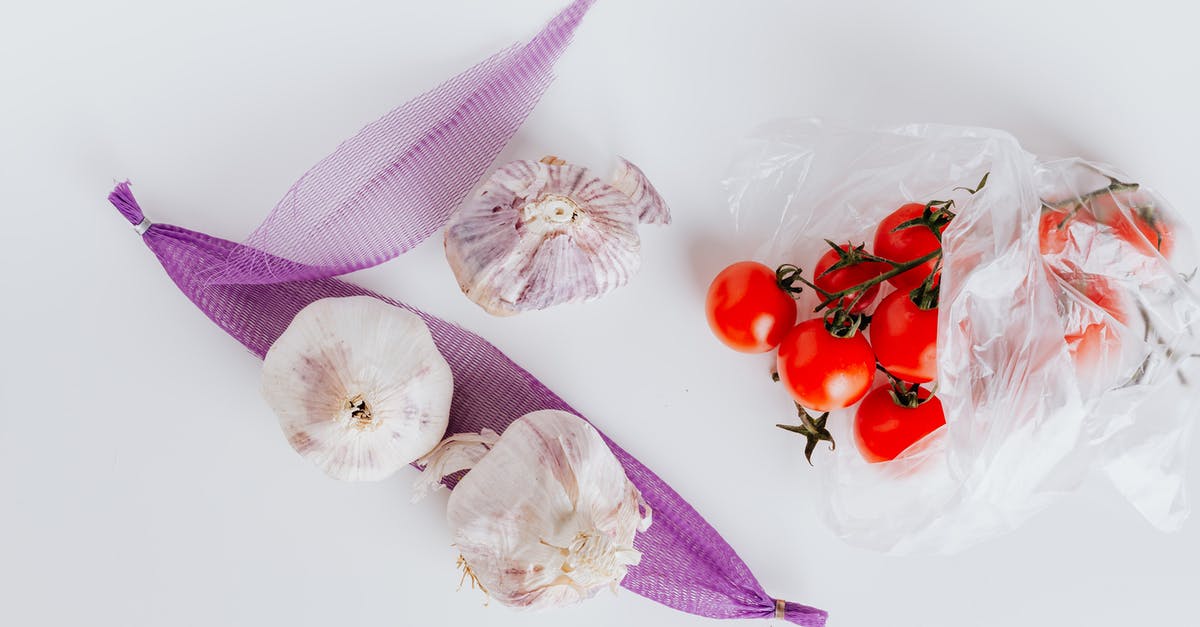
[1039,179,1174,374]
[707,173,1174,465]
[705,176,987,464]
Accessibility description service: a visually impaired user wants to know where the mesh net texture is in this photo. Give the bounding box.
[106,1,826,624]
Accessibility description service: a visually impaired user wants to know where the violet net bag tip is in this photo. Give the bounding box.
[106,1,826,624]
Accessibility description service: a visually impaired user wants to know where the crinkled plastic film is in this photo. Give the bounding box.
[726,120,1200,553]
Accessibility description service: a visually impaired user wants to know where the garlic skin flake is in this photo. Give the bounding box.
[611,157,672,225]
[261,296,453,481]
[443,157,670,316]
[437,410,651,610]
[411,428,499,502]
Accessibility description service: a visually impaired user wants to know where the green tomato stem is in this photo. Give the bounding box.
[812,247,942,311]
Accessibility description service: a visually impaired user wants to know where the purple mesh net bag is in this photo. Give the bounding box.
[106,2,825,624]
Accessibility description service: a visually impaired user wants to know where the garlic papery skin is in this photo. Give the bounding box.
[439,410,651,610]
[411,429,499,502]
[611,157,672,225]
[261,296,453,481]
[443,157,670,316]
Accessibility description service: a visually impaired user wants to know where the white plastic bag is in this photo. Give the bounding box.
[726,119,1200,553]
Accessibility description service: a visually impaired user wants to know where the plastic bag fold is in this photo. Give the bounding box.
[726,120,1199,554]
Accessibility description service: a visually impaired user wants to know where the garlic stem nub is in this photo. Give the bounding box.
[525,195,580,224]
[345,394,376,431]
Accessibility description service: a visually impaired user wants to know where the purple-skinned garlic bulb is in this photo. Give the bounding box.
[444,156,671,316]
[416,410,652,609]
[260,296,453,481]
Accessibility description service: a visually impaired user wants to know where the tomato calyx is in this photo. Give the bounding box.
[815,240,884,277]
[879,363,934,409]
[892,199,955,239]
[775,263,809,296]
[823,309,869,338]
[776,404,835,465]
[810,249,940,310]
[908,256,943,310]
[776,248,942,325]
[890,172,989,240]
[1131,204,1167,252]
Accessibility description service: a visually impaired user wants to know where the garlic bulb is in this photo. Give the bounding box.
[421,410,651,609]
[443,156,671,316]
[261,296,453,481]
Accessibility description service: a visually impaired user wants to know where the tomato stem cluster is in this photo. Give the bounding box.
[813,247,941,311]
[1045,176,1138,212]
[878,363,934,409]
[773,172,990,464]
[1044,176,1140,230]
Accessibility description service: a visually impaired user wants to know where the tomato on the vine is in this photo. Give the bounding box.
[869,290,938,383]
[813,245,887,314]
[874,203,945,292]
[776,319,875,411]
[854,386,945,463]
[1064,190,1175,259]
[706,261,797,353]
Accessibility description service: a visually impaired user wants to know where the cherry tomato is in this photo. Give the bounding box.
[1039,209,1077,256]
[854,386,946,463]
[874,203,945,292]
[813,245,887,314]
[869,290,938,383]
[1060,273,1128,372]
[1109,207,1174,259]
[1065,273,1128,325]
[1082,189,1174,259]
[777,319,875,411]
[706,261,797,353]
[1066,321,1120,372]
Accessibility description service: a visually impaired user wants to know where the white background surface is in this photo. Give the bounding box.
[2,1,1199,625]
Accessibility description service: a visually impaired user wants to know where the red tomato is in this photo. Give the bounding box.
[1039,209,1073,256]
[1040,207,1109,261]
[1066,321,1121,372]
[854,386,946,463]
[813,245,887,313]
[1067,274,1128,325]
[1082,189,1173,259]
[1109,208,1174,259]
[869,290,938,383]
[1060,273,1128,371]
[777,319,875,411]
[874,202,945,292]
[706,261,798,353]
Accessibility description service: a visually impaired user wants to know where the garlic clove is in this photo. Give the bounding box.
[443,159,643,316]
[611,157,672,225]
[261,296,453,481]
[442,410,651,610]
